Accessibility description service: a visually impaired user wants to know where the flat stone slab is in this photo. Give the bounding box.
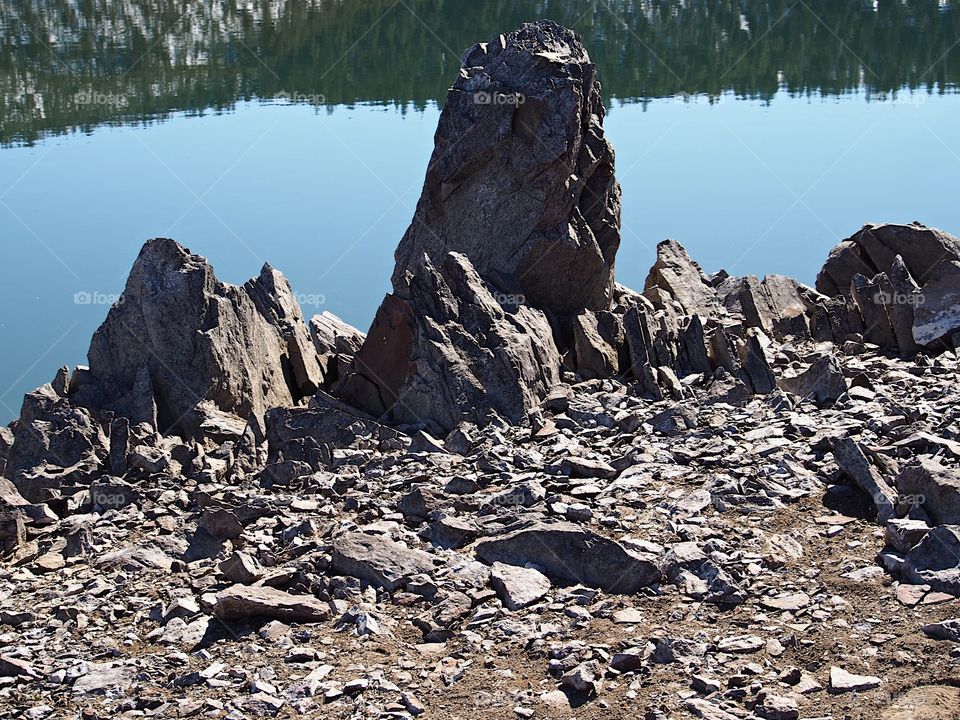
[331,532,436,591]
[72,663,136,695]
[489,562,550,610]
[829,666,882,693]
[474,521,660,594]
[717,635,764,653]
[212,585,331,623]
[760,592,811,611]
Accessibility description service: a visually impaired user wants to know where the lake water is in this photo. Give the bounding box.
[2,0,959,422]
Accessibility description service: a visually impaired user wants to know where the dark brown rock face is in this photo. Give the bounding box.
[334,20,625,432]
[70,239,322,437]
[392,20,621,316]
[337,252,561,434]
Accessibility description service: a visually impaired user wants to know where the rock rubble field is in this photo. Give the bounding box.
[3,20,960,720]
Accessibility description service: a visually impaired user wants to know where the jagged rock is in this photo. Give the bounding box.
[128,445,168,474]
[331,532,436,591]
[777,354,847,407]
[7,384,109,502]
[1,477,38,523]
[0,510,26,558]
[202,507,243,539]
[737,330,776,394]
[561,456,616,479]
[219,552,265,584]
[310,311,365,386]
[754,694,800,720]
[0,653,41,679]
[485,480,546,509]
[764,275,816,338]
[817,222,960,297]
[663,542,747,606]
[684,699,740,720]
[561,661,599,694]
[70,239,320,437]
[895,459,960,525]
[720,275,782,337]
[489,562,551,610]
[398,486,450,521]
[474,521,660,593]
[809,295,864,343]
[391,21,620,316]
[832,438,897,522]
[850,273,898,349]
[336,252,561,434]
[816,223,960,353]
[245,263,324,396]
[645,240,724,319]
[0,426,12,477]
[212,585,331,623]
[885,255,923,354]
[71,663,137,696]
[912,260,960,348]
[572,309,623,379]
[901,525,960,594]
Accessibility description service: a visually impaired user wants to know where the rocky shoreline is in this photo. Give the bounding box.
[3,20,960,720]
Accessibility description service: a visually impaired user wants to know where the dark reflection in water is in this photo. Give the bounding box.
[2,0,959,145]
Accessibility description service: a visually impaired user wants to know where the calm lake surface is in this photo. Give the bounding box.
[2,0,959,422]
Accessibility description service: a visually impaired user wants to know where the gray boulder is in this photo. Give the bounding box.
[70,239,320,438]
[816,222,960,353]
[391,20,621,317]
[489,562,551,610]
[777,354,848,407]
[895,459,960,525]
[850,273,898,349]
[7,384,109,502]
[331,533,436,591]
[262,391,404,478]
[817,222,960,297]
[474,521,660,593]
[572,309,623,379]
[922,619,960,642]
[901,525,960,594]
[0,509,26,559]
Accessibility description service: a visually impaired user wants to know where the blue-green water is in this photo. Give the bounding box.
[2,1,959,422]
